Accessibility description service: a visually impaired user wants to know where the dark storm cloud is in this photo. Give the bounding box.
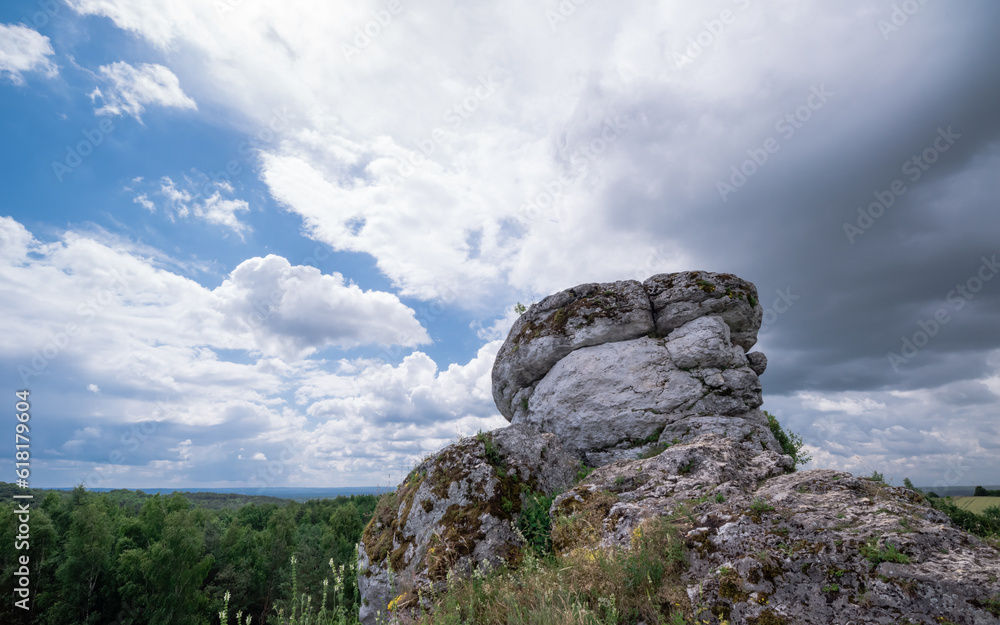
[597,1,1000,398]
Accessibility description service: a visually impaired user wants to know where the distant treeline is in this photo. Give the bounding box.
[0,484,377,624]
[0,482,296,510]
[974,485,1000,497]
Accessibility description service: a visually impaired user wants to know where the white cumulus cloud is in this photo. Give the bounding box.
[92,61,197,121]
[214,254,431,360]
[0,23,58,84]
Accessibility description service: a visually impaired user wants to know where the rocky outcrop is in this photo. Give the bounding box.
[358,424,578,625]
[495,272,778,464]
[491,272,763,422]
[553,433,1000,624]
[359,270,1000,625]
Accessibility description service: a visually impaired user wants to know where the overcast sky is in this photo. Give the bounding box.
[1,0,997,490]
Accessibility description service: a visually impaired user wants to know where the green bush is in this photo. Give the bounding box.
[764,411,812,471]
[517,491,555,555]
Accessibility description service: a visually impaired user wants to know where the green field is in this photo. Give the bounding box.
[952,496,1000,514]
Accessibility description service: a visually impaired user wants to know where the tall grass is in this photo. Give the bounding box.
[396,515,690,625]
[222,554,361,625]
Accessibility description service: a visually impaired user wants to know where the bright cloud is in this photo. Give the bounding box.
[92,61,197,121]
[0,23,58,84]
[0,217,496,486]
[213,254,432,360]
[28,1,1000,489]
[153,176,251,237]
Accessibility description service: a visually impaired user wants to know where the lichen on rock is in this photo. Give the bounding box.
[357,424,577,625]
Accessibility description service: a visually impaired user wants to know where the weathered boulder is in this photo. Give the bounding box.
[643,271,762,352]
[357,424,578,625]
[493,271,774,465]
[492,272,763,422]
[491,279,654,420]
[509,311,778,464]
[746,351,767,376]
[552,434,1000,624]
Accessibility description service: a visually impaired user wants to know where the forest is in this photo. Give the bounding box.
[0,484,377,624]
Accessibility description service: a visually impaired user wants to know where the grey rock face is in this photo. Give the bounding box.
[643,271,762,352]
[746,351,767,376]
[491,279,654,420]
[510,314,777,464]
[357,424,578,625]
[552,434,1000,625]
[493,271,772,465]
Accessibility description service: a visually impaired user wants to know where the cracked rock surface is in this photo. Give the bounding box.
[495,272,778,464]
[553,434,1000,624]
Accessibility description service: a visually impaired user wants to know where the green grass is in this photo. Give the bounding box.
[953,496,1000,514]
[405,515,691,625]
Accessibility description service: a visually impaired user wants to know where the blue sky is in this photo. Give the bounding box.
[2,0,999,490]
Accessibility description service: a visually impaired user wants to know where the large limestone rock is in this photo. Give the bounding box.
[496,272,777,464]
[491,272,764,423]
[552,434,1000,624]
[491,279,654,419]
[643,271,762,352]
[357,424,578,625]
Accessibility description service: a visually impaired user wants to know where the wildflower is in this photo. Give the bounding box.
[388,593,406,611]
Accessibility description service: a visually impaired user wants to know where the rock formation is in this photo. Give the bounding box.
[358,424,579,625]
[493,271,776,465]
[358,271,1000,625]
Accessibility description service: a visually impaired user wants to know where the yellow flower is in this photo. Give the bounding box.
[388,593,405,612]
